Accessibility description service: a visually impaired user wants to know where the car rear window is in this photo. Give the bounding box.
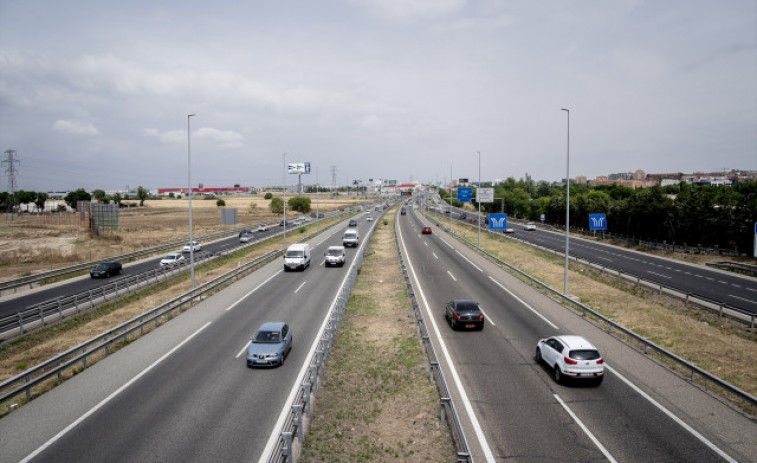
[456,302,480,312]
[570,349,601,360]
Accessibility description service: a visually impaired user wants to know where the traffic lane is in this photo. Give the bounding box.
[3,228,350,462]
[511,228,757,313]
[400,224,607,461]
[430,222,756,462]
[32,259,345,463]
[400,218,739,462]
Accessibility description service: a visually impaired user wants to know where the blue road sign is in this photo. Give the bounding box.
[489,213,508,230]
[540,213,545,222]
[457,188,473,203]
[589,213,607,231]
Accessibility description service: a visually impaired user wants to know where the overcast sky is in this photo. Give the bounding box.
[1,0,755,192]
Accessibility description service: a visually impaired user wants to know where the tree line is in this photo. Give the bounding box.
[0,186,152,212]
[440,177,757,254]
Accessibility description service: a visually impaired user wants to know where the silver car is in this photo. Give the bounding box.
[246,322,293,367]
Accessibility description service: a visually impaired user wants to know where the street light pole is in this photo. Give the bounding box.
[283,153,287,249]
[561,108,570,296]
[477,151,481,248]
[187,113,196,289]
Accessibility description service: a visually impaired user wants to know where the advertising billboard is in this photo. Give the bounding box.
[287,162,311,174]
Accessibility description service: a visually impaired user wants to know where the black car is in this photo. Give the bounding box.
[238,227,251,237]
[444,299,485,330]
[90,262,122,278]
[348,219,358,227]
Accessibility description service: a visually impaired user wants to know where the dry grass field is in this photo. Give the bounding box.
[0,194,363,281]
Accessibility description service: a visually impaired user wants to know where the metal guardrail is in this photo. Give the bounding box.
[0,249,281,406]
[706,261,757,277]
[0,227,244,296]
[394,213,472,462]
[437,210,757,327]
[426,211,757,408]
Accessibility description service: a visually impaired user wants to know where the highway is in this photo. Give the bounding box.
[0,214,378,462]
[437,206,757,316]
[398,205,756,462]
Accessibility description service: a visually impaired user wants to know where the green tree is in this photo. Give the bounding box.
[34,192,49,212]
[136,186,149,206]
[64,188,92,209]
[269,197,284,214]
[17,190,36,210]
[264,192,273,200]
[113,192,122,205]
[288,196,311,213]
[92,189,107,201]
[216,199,226,207]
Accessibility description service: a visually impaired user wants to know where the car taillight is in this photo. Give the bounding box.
[596,358,604,364]
[564,356,578,365]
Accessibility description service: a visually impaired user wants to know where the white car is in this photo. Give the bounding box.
[182,241,202,252]
[160,252,186,267]
[257,224,269,232]
[239,233,253,243]
[503,227,515,234]
[535,335,604,385]
[523,222,537,231]
[366,216,373,222]
[324,245,346,267]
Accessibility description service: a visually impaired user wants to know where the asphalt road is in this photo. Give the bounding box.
[0,215,378,462]
[437,206,757,316]
[398,206,756,462]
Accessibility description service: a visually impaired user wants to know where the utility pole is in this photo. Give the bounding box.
[3,149,20,213]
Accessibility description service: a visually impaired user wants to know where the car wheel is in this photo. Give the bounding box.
[553,366,563,384]
[535,348,542,364]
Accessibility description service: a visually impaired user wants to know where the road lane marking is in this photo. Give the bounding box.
[438,237,455,249]
[554,394,617,463]
[432,252,438,259]
[478,305,495,327]
[605,364,738,463]
[226,271,281,311]
[294,281,307,293]
[455,250,483,272]
[236,340,252,358]
[728,294,756,304]
[647,271,672,279]
[20,322,213,463]
[399,221,496,462]
[447,270,457,282]
[488,276,559,330]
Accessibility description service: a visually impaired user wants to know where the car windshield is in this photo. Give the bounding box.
[570,349,601,360]
[253,330,282,343]
[286,250,304,258]
[164,255,176,261]
[328,249,342,256]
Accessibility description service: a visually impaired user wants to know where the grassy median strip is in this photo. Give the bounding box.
[300,214,454,462]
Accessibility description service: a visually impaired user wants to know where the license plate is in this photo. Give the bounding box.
[255,359,268,364]
[465,324,475,328]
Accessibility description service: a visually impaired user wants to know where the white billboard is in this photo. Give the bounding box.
[287,162,311,174]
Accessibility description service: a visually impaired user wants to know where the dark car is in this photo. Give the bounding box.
[90,262,122,279]
[445,299,485,330]
[400,207,406,215]
[421,226,432,234]
[238,227,251,237]
[459,213,467,220]
[246,322,293,367]
[348,219,358,227]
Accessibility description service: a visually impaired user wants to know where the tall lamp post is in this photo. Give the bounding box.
[561,108,570,296]
[477,151,481,248]
[187,113,196,289]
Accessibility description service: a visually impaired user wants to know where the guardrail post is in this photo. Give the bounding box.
[718,304,724,318]
[281,431,293,459]
[440,397,451,422]
[302,382,312,416]
[293,404,304,442]
[89,289,93,310]
[102,286,107,303]
[57,299,63,319]
[429,361,438,384]
[39,304,45,326]
[18,312,25,334]
[115,282,119,299]
[310,365,319,397]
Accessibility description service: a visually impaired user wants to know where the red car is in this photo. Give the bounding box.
[421,226,432,234]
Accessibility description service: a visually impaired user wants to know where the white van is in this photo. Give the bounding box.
[343,229,360,247]
[284,243,311,271]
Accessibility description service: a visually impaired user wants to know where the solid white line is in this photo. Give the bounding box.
[447,270,457,282]
[728,294,755,304]
[605,364,737,463]
[488,276,559,330]
[554,394,618,463]
[226,271,281,311]
[398,222,496,462]
[432,252,438,259]
[455,250,483,272]
[294,281,307,294]
[647,271,672,279]
[438,236,455,249]
[20,322,213,463]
